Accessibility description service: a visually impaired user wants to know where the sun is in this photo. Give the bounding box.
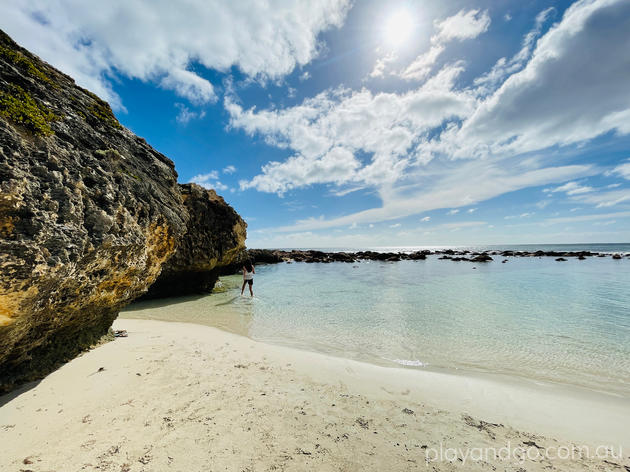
[383,9,414,48]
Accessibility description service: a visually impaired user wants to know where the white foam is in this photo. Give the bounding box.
[392,358,425,367]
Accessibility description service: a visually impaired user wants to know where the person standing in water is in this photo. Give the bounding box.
[241,259,255,297]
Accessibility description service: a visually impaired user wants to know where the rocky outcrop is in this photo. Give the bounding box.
[242,248,626,265]
[142,184,247,299]
[0,30,190,392]
[247,248,285,264]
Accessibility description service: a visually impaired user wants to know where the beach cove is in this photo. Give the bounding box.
[2,1,630,469]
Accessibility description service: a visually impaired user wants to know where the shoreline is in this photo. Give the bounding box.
[122,299,630,401]
[2,319,629,471]
[120,317,630,449]
[120,280,630,400]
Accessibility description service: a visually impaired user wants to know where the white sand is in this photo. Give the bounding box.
[2,318,629,471]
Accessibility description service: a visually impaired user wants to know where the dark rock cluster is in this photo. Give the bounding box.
[243,248,626,265]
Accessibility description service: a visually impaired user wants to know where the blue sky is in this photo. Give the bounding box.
[3,0,630,247]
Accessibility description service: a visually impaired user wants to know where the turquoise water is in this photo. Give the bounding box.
[123,249,630,397]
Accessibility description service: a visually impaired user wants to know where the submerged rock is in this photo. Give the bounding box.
[142,184,247,299]
[0,30,191,392]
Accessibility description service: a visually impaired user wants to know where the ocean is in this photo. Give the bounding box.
[122,244,630,397]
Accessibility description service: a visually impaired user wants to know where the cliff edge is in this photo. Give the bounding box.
[0,30,244,392]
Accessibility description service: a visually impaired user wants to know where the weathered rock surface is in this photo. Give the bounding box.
[142,183,247,299]
[0,30,189,392]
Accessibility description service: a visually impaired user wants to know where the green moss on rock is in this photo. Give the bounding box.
[0,45,52,84]
[88,98,122,130]
[0,84,58,135]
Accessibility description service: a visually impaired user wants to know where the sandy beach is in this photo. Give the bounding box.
[2,318,628,471]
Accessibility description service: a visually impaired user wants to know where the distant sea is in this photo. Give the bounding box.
[269,243,630,253]
[123,243,630,397]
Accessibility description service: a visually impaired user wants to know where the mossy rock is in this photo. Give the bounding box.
[0,45,52,84]
[88,99,122,130]
[0,83,58,135]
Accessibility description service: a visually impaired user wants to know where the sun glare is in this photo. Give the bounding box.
[383,9,414,47]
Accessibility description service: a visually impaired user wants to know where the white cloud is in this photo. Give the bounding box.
[223,165,237,174]
[192,171,219,181]
[389,223,401,228]
[467,208,477,213]
[369,51,397,78]
[229,0,628,233]
[175,103,206,124]
[613,159,630,179]
[474,7,555,95]
[547,179,630,208]
[453,0,630,159]
[400,9,490,81]
[544,211,630,225]
[299,71,311,81]
[433,9,491,43]
[447,209,460,215]
[399,45,445,82]
[163,70,217,104]
[505,212,535,220]
[253,158,594,233]
[190,171,228,191]
[550,181,594,195]
[229,64,475,193]
[572,189,630,208]
[239,147,362,195]
[2,0,350,108]
[420,216,431,222]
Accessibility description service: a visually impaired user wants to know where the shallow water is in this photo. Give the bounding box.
[122,251,630,396]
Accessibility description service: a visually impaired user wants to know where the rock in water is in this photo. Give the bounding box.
[142,183,247,299]
[0,30,188,392]
[471,254,493,262]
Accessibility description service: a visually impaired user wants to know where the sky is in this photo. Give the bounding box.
[2,0,630,248]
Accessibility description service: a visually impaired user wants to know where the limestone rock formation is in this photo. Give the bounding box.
[0,30,189,392]
[142,183,247,298]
